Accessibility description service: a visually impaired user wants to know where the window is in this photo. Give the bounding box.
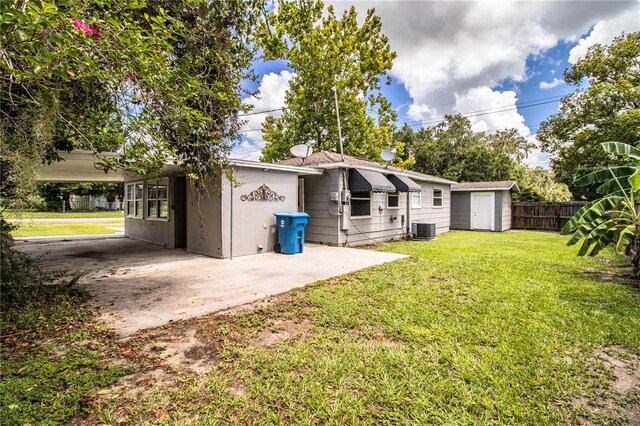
[433,188,443,207]
[411,192,422,209]
[147,179,169,219]
[126,182,144,218]
[387,192,399,209]
[351,191,371,217]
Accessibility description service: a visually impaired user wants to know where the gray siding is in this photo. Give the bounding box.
[302,171,341,245]
[186,180,224,258]
[409,183,451,235]
[342,191,409,246]
[222,167,299,258]
[501,190,512,231]
[451,192,471,230]
[124,175,183,248]
[494,191,503,232]
[341,178,451,246]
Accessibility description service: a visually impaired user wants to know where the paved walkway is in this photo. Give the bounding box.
[17,237,407,336]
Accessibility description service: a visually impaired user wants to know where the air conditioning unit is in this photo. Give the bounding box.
[412,222,436,240]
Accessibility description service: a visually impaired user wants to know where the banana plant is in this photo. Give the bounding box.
[561,142,640,277]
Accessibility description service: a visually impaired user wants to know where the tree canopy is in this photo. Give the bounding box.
[256,0,402,165]
[1,0,261,209]
[512,168,572,202]
[538,32,640,200]
[398,115,533,183]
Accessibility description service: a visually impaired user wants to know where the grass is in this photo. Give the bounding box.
[6,210,124,219]
[11,220,123,237]
[0,253,128,426]
[93,230,640,425]
[3,231,640,425]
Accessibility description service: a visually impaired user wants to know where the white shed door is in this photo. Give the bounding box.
[471,193,494,230]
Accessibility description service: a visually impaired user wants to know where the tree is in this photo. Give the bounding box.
[405,115,532,182]
[561,142,640,277]
[1,0,261,211]
[256,0,399,164]
[538,32,640,200]
[512,168,572,202]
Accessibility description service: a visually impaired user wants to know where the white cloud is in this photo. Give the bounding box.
[539,78,564,90]
[329,0,637,134]
[231,70,294,161]
[454,87,530,136]
[568,9,640,64]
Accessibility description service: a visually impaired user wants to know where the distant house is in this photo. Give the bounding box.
[450,181,519,232]
[278,151,456,245]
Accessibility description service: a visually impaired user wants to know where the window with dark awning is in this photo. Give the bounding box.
[348,169,396,193]
[387,174,422,192]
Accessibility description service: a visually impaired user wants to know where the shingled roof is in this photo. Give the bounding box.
[451,181,519,191]
[276,151,456,184]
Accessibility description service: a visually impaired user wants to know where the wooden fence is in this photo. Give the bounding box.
[512,201,587,232]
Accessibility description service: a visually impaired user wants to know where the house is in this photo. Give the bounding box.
[277,151,457,245]
[38,150,456,257]
[450,181,519,232]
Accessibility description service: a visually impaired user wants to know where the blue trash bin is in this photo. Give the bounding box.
[273,212,310,254]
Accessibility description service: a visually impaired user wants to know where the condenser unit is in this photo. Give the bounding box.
[412,222,436,240]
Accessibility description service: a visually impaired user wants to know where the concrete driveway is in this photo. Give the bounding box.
[17,237,407,336]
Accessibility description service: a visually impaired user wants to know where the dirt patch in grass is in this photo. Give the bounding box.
[78,290,318,422]
[248,318,313,348]
[572,346,640,425]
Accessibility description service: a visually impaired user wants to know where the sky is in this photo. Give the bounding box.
[232,0,640,169]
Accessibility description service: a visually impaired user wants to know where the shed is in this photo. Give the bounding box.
[450,181,519,232]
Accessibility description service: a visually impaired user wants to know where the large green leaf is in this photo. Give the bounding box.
[574,166,635,188]
[615,224,637,254]
[560,195,625,235]
[601,142,640,160]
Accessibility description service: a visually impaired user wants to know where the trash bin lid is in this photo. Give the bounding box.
[273,212,309,218]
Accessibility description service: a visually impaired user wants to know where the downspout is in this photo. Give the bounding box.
[406,192,411,238]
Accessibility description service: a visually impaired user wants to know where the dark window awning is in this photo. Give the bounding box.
[349,169,396,193]
[387,174,422,192]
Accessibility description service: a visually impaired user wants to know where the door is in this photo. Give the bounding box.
[471,192,494,231]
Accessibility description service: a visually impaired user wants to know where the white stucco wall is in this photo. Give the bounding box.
[221,167,299,258]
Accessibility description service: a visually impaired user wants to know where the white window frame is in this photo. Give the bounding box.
[433,188,443,208]
[411,192,422,209]
[350,191,372,218]
[387,191,400,209]
[126,182,144,219]
[147,178,169,221]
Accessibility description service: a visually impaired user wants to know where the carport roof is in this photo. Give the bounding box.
[37,151,321,182]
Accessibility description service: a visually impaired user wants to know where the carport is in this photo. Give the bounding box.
[17,237,406,336]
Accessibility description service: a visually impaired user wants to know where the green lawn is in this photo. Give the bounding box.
[11,220,124,237]
[7,210,124,219]
[99,230,640,425]
[3,231,640,425]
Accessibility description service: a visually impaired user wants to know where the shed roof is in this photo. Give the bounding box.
[277,151,456,185]
[451,181,519,192]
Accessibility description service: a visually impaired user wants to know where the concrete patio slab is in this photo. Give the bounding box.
[17,237,407,336]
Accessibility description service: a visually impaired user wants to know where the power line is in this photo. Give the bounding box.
[238,94,563,130]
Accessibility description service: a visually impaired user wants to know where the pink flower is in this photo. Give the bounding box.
[71,18,102,41]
